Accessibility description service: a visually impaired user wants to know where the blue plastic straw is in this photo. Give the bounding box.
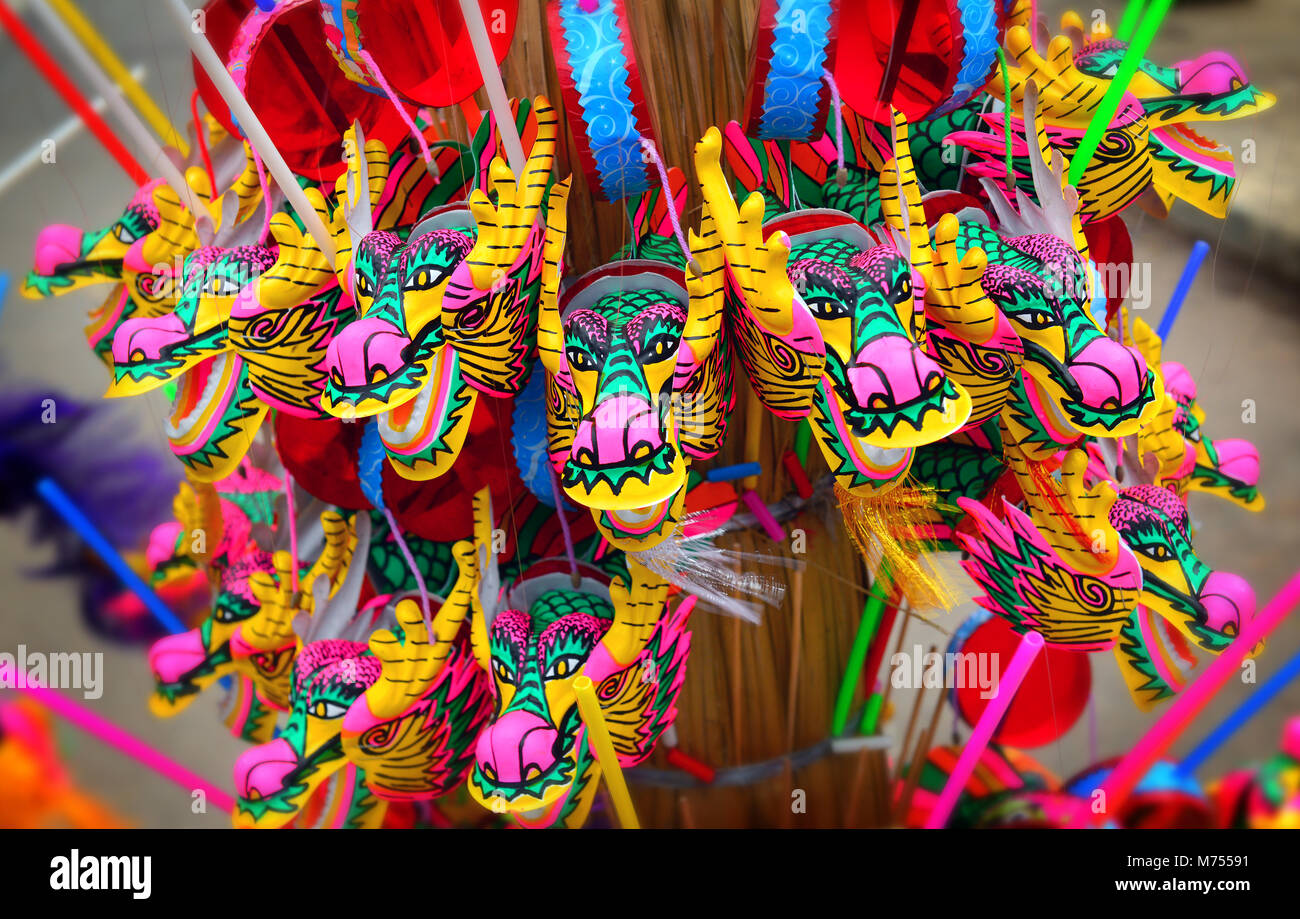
[1156,240,1210,341]
[706,462,761,483]
[36,476,186,635]
[1178,645,1300,776]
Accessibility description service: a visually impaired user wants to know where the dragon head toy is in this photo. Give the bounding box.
[1162,361,1264,511]
[22,181,161,300]
[697,112,972,497]
[467,550,692,828]
[319,100,554,482]
[539,163,732,551]
[959,88,1162,457]
[1064,8,1275,219]
[149,493,353,741]
[1109,483,1257,709]
[954,3,1274,223]
[232,515,491,827]
[957,447,1141,650]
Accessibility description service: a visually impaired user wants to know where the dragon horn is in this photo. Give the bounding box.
[597,558,669,670]
[538,177,572,376]
[881,108,932,276]
[301,511,352,595]
[302,512,371,643]
[227,142,263,224]
[343,120,374,244]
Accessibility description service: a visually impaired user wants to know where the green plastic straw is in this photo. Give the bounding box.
[1114,0,1147,41]
[794,420,811,466]
[996,48,1015,192]
[859,693,885,735]
[1067,0,1173,186]
[831,561,892,735]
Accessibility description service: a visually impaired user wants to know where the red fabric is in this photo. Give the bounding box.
[274,392,527,543]
[357,0,518,107]
[1081,215,1134,326]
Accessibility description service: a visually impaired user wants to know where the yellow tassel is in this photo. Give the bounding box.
[835,481,956,611]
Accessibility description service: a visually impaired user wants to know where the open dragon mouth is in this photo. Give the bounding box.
[165,352,236,443]
[1020,340,1157,439]
[1162,120,1224,156]
[602,494,676,535]
[322,320,443,418]
[108,320,227,397]
[836,379,970,448]
[471,753,577,814]
[22,259,124,298]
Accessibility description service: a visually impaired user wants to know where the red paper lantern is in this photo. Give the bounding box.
[227,0,407,182]
[955,614,1092,748]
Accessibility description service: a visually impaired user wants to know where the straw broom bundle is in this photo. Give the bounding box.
[468,1,890,826]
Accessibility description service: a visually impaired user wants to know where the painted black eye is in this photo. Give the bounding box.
[1015,311,1052,330]
[355,274,373,299]
[493,659,515,686]
[404,268,439,292]
[544,654,583,681]
[112,223,138,244]
[1138,543,1172,562]
[310,699,349,719]
[204,275,241,296]
[806,297,849,320]
[566,347,594,371]
[894,277,913,303]
[638,332,678,362]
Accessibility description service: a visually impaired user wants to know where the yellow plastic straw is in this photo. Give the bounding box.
[573,675,640,829]
[45,0,188,155]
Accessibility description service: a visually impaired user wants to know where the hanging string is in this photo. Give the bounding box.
[548,464,581,587]
[639,137,700,275]
[282,467,300,593]
[382,507,432,635]
[358,49,437,177]
[250,147,272,244]
[358,420,432,636]
[190,89,216,193]
[822,68,847,185]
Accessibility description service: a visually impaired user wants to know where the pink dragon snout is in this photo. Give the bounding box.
[1199,571,1256,636]
[1067,338,1148,411]
[32,224,85,276]
[326,317,411,389]
[570,393,664,467]
[149,629,209,684]
[234,737,299,800]
[1177,51,1249,96]
[113,313,188,363]
[1208,438,1261,487]
[475,710,559,785]
[845,336,945,411]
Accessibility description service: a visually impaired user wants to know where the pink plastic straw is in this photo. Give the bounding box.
[741,489,785,542]
[0,663,235,814]
[1076,566,1300,826]
[924,629,1044,828]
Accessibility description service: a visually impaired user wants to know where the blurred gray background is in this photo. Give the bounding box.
[0,0,1297,827]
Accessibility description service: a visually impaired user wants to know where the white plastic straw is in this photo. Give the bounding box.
[456,0,525,176]
[165,0,337,264]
